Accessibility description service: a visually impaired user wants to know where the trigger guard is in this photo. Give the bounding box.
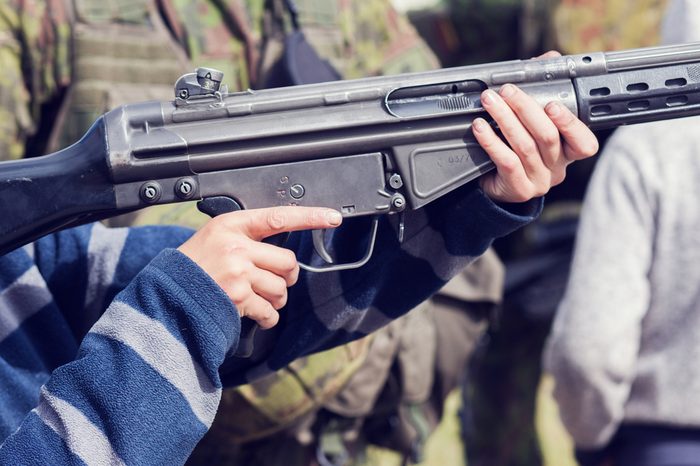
[299,217,380,273]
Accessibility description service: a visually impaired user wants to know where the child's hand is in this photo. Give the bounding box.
[475,52,599,203]
[178,206,342,329]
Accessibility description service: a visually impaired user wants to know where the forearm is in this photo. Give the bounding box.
[0,249,238,465]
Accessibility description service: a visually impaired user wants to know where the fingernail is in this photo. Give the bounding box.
[546,102,561,116]
[472,118,486,133]
[326,210,342,226]
[499,84,516,98]
[481,89,496,105]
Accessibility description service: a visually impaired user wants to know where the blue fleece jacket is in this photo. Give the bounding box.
[0,185,540,465]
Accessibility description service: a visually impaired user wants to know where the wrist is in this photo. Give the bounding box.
[149,249,241,351]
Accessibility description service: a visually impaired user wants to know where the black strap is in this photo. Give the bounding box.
[282,31,342,86]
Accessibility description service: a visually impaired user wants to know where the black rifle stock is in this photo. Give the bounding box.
[4,42,700,262]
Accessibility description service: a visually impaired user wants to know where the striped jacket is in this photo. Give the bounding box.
[0,186,540,465]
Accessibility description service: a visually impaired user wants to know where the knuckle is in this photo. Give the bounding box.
[500,85,521,103]
[224,238,248,255]
[584,139,600,157]
[498,157,520,175]
[559,110,577,128]
[539,127,560,147]
[286,263,300,287]
[498,120,520,137]
[516,184,537,202]
[281,249,298,272]
[258,308,279,329]
[514,191,531,203]
[552,168,567,187]
[567,139,599,161]
[307,209,324,226]
[510,96,532,114]
[209,214,235,233]
[266,208,287,231]
[196,221,218,242]
[478,135,496,151]
[534,178,550,197]
[228,259,251,280]
[271,289,288,310]
[515,139,538,157]
[229,286,252,306]
[207,215,225,229]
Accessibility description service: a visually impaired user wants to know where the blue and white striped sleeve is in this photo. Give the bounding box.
[32,222,194,338]
[0,243,240,465]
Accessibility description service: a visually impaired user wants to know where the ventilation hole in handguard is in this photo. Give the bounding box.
[667,95,689,107]
[591,104,612,116]
[628,100,650,111]
[590,87,611,97]
[627,83,650,93]
[666,78,688,88]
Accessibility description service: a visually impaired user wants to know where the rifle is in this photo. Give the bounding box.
[3,42,700,265]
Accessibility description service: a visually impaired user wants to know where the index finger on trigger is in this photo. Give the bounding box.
[227,206,343,240]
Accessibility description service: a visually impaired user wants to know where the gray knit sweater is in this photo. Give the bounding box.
[544,116,700,448]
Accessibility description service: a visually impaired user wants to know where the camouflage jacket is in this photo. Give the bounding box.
[551,0,668,54]
[0,0,438,160]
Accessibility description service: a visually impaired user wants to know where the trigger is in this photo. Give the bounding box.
[312,229,334,264]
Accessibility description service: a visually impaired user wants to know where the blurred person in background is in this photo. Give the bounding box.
[544,1,700,465]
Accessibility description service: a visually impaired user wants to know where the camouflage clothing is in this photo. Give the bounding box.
[0,0,71,159]
[0,0,439,160]
[403,0,555,67]
[551,0,668,53]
